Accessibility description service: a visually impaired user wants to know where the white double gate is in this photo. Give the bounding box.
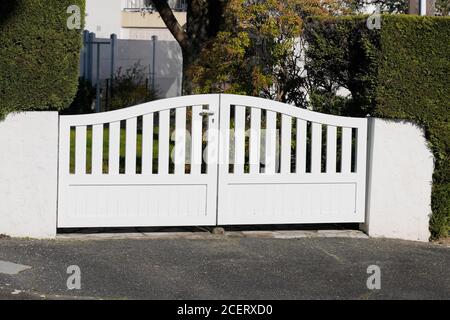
[58,94,367,228]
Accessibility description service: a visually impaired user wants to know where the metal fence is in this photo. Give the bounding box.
[80,31,183,112]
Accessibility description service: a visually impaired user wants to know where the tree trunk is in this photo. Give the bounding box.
[152,0,227,94]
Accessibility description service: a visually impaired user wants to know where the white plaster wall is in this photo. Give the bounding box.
[364,118,434,242]
[0,112,59,239]
[85,0,122,38]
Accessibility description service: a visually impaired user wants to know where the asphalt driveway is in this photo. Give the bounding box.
[0,236,449,299]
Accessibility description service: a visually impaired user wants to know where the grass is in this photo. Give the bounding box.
[70,126,163,174]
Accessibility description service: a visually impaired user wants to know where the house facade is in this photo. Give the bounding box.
[85,0,187,40]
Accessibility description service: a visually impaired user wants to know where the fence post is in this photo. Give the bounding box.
[95,42,101,113]
[87,32,95,82]
[110,34,117,83]
[151,35,158,92]
[82,30,89,79]
[105,78,110,111]
[110,33,117,108]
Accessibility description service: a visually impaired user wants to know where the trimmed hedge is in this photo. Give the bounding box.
[0,0,85,119]
[305,15,450,239]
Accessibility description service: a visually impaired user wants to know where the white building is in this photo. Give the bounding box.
[85,0,187,40]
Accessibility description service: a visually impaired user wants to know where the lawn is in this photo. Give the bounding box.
[69,126,164,174]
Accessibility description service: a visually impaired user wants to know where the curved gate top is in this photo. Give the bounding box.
[58,94,367,228]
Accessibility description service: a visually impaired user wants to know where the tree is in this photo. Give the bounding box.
[148,0,228,93]
[148,0,352,96]
[436,0,450,15]
[185,0,345,107]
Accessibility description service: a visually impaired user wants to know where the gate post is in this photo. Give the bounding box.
[361,118,433,242]
[0,112,59,238]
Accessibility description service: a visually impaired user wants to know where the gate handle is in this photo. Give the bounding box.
[199,110,215,116]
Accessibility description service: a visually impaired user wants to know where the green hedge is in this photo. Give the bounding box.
[305,15,450,239]
[0,0,85,119]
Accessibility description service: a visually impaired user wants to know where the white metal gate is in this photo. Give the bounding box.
[57,94,367,228]
[217,95,367,225]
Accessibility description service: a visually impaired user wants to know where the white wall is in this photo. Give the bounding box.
[363,118,434,242]
[0,112,59,239]
[85,0,122,38]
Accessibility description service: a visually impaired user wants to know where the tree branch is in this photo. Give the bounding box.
[151,0,189,50]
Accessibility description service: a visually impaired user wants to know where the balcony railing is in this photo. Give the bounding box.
[123,0,187,12]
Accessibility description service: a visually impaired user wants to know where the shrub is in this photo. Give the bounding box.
[107,63,159,111]
[305,14,450,238]
[0,0,85,119]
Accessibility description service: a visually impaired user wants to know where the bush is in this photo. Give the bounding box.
[106,63,159,111]
[0,0,85,119]
[305,15,450,239]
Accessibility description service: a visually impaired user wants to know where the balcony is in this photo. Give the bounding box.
[122,0,187,29]
[123,0,187,12]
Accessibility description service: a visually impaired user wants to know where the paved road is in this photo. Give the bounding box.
[0,237,449,299]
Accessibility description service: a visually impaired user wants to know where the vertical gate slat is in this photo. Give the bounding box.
[311,123,322,173]
[191,105,203,174]
[91,124,103,175]
[220,103,231,170]
[249,108,261,174]
[356,126,367,174]
[108,121,120,174]
[296,119,307,173]
[59,121,70,175]
[341,127,352,173]
[265,111,277,174]
[75,126,87,175]
[234,105,246,174]
[281,115,292,174]
[125,117,137,175]
[175,107,186,174]
[326,125,337,173]
[158,110,170,174]
[141,113,154,175]
[206,107,218,175]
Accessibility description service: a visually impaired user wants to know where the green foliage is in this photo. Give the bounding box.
[305,14,450,238]
[436,0,450,15]
[188,0,341,107]
[304,15,380,116]
[0,0,85,119]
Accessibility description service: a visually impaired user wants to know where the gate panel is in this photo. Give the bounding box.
[58,95,220,228]
[217,94,367,225]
